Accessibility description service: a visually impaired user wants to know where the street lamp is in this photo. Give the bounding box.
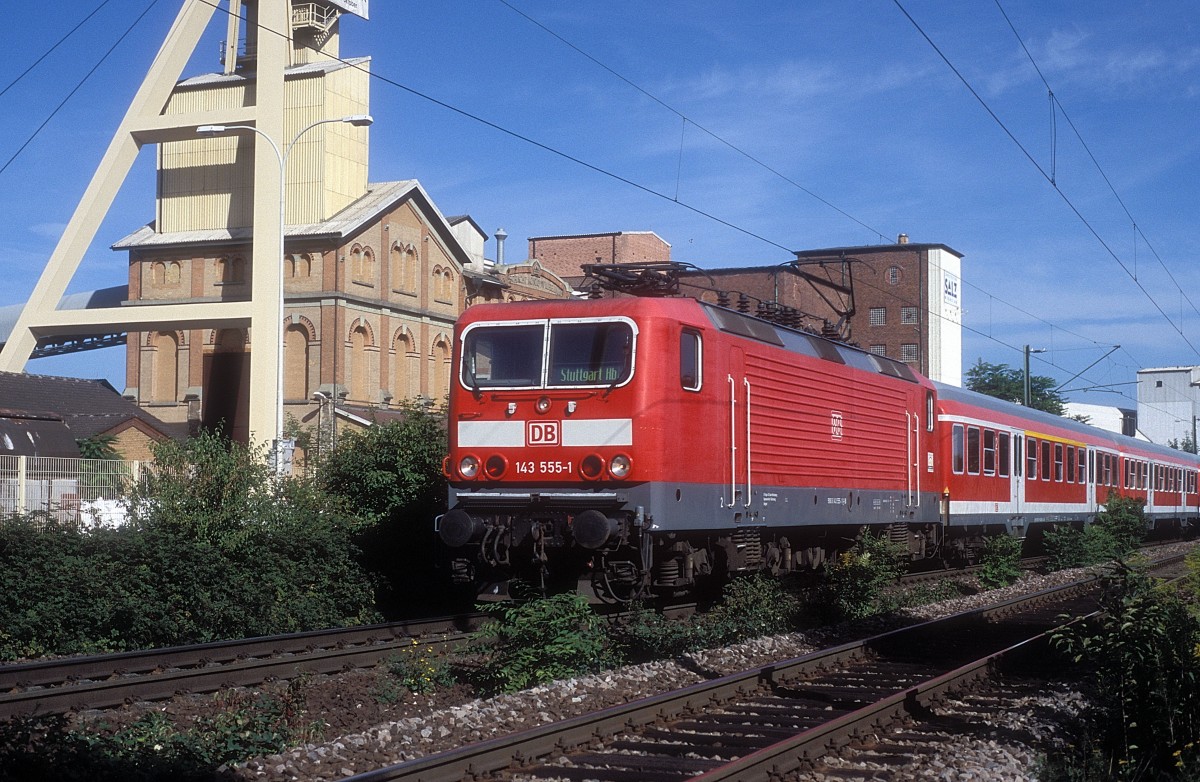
[197,114,373,474]
[1023,344,1047,408]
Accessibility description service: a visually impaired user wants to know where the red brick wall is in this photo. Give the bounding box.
[528,233,670,279]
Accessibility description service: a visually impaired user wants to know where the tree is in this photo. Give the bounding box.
[318,402,450,616]
[964,358,1065,415]
[1169,433,1198,454]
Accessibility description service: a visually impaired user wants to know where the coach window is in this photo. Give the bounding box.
[1067,446,1076,483]
[1041,440,1052,481]
[1079,448,1087,484]
[952,424,965,474]
[998,432,1010,478]
[967,426,980,475]
[1014,435,1023,478]
[983,430,996,476]
[1054,443,1064,482]
[680,330,702,391]
[1088,450,1095,484]
[1027,438,1038,480]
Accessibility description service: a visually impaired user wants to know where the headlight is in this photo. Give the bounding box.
[536,396,552,414]
[609,454,632,479]
[580,454,605,480]
[485,454,508,479]
[458,455,480,479]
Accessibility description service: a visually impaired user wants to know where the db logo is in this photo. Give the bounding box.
[527,421,560,446]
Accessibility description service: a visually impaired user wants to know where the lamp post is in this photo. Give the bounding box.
[198,114,373,473]
[1023,345,1046,408]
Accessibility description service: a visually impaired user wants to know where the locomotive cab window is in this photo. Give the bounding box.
[462,323,545,388]
[680,330,702,391]
[461,318,637,390]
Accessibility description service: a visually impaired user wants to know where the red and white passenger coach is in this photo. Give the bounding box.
[436,296,1200,600]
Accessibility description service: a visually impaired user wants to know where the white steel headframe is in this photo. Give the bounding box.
[0,0,291,449]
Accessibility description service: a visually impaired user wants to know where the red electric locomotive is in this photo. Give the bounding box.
[436,295,1200,600]
[437,295,944,600]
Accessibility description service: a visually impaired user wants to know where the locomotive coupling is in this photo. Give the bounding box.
[572,509,622,549]
[438,509,486,548]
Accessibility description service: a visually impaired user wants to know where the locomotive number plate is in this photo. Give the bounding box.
[515,460,573,476]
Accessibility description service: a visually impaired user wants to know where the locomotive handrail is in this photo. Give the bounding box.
[906,411,913,506]
[728,374,737,508]
[744,377,752,508]
[914,409,921,506]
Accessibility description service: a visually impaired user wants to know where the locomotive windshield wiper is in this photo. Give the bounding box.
[603,338,632,397]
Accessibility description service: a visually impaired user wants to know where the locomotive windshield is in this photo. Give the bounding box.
[461,318,636,390]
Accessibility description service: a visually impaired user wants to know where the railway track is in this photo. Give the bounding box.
[340,554,1188,782]
[0,615,484,720]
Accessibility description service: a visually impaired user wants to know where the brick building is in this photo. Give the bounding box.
[686,239,963,385]
[528,231,671,283]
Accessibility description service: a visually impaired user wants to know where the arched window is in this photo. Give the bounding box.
[153,331,179,402]
[284,324,310,400]
[431,335,451,403]
[362,247,375,282]
[152,261,166,286]
[165,261,182,285]
[219,257,245,284]
[349,325,370,402]
[392,330,415,401]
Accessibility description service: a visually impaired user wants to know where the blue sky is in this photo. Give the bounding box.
[2,1,1198,414]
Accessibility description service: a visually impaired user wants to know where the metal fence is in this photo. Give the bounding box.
[0,456,143,523]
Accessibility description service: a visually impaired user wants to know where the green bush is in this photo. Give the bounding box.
[612,575,799,661]
[813,533,908,622]
[1044,524,1123,571]
[1093,495,1146,557]
[0,430,380,659]
[318,407,450,617]
[471,593,620,694]
[704,574,798,643]
[1049,564,1200,779]
[379,639,456,696]
[978,534,1023,589]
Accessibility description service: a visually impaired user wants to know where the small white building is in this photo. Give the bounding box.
[1136,366,1200,446]
[1063,401,1139,439]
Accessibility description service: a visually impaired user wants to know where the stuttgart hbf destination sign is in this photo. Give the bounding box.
[327,0,367,19]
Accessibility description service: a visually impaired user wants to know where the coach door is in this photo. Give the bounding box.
[1011,432,1025,514]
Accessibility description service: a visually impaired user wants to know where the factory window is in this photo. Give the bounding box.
[680,330,702,391]
[901,306,918,324]
[886,266,902,285]
[951,424,964,474]
[869,307,886,326]
[967,426,980,475]
[900,344,918,363]
[998,432,1010,477]
[869,344,887,356]
[983,429,996,476]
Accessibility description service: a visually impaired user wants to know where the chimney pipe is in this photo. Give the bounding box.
[897,233,909,244]
[495,228,508,265]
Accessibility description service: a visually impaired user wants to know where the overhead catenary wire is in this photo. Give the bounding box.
[992,0,1200,322]
[6,0,1165,423]
[890,0,1200,360]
